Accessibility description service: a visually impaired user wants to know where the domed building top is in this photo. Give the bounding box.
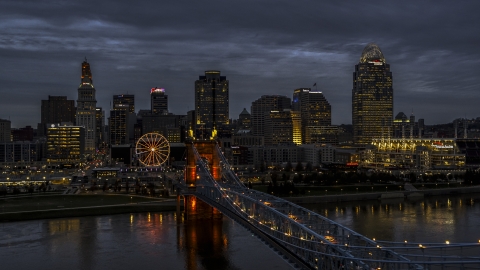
[360,43,386,64]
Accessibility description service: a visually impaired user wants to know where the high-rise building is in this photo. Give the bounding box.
[352,43,393,144]
[264,109,301,146]
[0,119,11,142]
[194,71,229,139]
[40,96,76,136]
[113,94,135,113]
[76,58,97,154]
[109,105,131,145]
[95,107,105,148]
[292,88,331,143]
[46,124,85,166]
[151,88,168,115]
[238,108,251,130]
[251,95,291,137]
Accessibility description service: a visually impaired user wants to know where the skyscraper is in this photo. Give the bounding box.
[264,110,301,146]
[113,94,135,113]
[151,88,168,115]
[194,71,229,139]
[40,96,76,136]
[250,95,291,137]
[352,43,393,144]
[109,105,130,145]
[76,58,97,154]
[292,88,331,143]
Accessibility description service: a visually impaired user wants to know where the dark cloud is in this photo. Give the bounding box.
[1,0,480,127]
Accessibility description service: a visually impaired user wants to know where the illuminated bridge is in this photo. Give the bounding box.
[176,140,480,270]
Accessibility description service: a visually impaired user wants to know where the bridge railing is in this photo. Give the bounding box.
[186,143,480,269]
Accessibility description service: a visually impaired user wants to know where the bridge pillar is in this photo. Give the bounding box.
[184,195,222,220]
[184,139,223,220]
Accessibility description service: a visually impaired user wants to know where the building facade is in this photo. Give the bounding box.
[362,138,465,171]
[194,71,229,139]
[292,88,331,143]
[0,119,11,142]
[46,124,85,165]
[264,110,301,146]
[40,96,76,136]
[352,43,393,145]
[76,59,97,154]
[251,95,291,137]
[113,94,135,113]
[151,88,168,115]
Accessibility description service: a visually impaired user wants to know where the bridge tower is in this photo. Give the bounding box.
[184,139,222,220]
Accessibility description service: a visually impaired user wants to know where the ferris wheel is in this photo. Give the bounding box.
[135,133,170,166]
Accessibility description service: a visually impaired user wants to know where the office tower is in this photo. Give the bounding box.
[151,88,168,115]
[95,107,105,148]
[113,94,135,113]
[109,105,131,145]
[46,124,85,165]
[76,58,97,154]
[194,71,229,139]
[251,95,291,137]
[0,119,11,142]
[264,109,301,146]
[292,88,331,143]
[40,96,76,136]
[352,43,393,144]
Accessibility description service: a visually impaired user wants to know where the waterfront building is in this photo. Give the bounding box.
[292,88,331,143]
[46,124,85,166]
[0,119,12,142]
[76,59,97,154]
[362,138,465,172]
[352,43,393,145]
[151,88,168,115]
[251,95,291,137]
[194,71,229,139]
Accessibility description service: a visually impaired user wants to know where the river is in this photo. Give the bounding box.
[302,193,480,244]
[0,212,293,270]
[2,193,480,269]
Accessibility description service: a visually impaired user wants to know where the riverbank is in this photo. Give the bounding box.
[285,185,480,204]
[0,194,180,222]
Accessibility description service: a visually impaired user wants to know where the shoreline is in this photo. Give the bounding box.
[0,199,180,222]
[285,185,480,204]
[2,185,480,222]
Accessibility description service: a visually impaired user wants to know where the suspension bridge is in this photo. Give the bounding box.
[175,140,480,269]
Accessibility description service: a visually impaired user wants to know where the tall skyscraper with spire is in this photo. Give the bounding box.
[352,43,393,144]
[76,58,97,154]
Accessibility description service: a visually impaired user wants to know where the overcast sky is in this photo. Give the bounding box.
[1,0,479,128]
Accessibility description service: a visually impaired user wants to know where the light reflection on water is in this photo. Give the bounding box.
[302,193,480,244]
[0,213,293,270]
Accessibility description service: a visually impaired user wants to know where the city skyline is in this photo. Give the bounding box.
[1,1,480,128]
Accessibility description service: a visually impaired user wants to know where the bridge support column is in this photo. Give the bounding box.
[184,195,222,220]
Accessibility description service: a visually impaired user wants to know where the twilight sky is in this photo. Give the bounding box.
[1,0,480,128]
